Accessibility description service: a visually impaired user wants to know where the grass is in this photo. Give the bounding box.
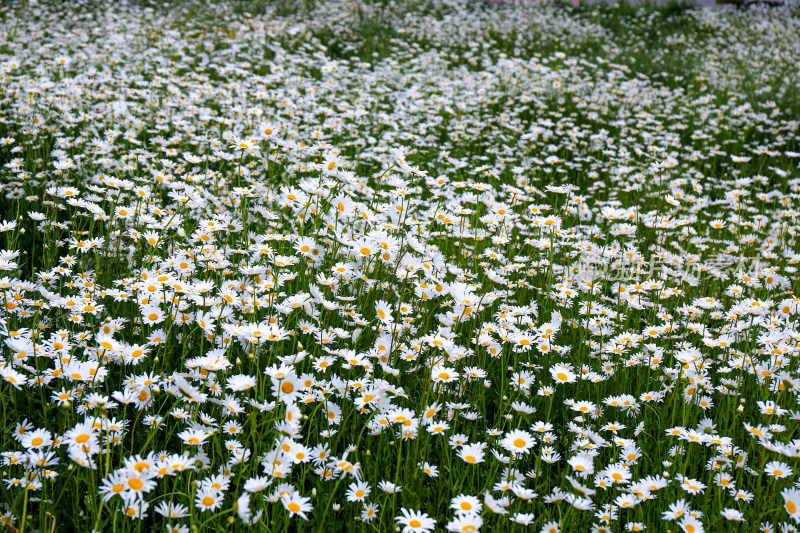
[0,0,799,532]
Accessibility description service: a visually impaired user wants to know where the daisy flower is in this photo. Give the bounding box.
[345,481,371,502]
[446,514,484,532]
[458,443,487,464]
[500,429,535,455]
[282,493,312,520]
[361,503,379,522]
[783,487,800,522]
[540,520,560,533]
[450,494,482,515]
[195,489,223,512]
[177,429,211,446]
[764,460,793,478]
[395,508,435,533]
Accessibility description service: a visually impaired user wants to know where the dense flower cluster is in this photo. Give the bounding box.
[1,0,799,531]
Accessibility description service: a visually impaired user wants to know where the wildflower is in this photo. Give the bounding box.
[764,461,793,478]
[447,514,483,532]
[361,503,379,522]
[395,508,435,533]
[540,521,560,533]
[178,429,211,446]
[243,476,271,493]
[227,374,257,392]
[282,492,312,520]
[458,443,487,464]
[20,429,52,450]
[676,474,706,495]
[720,508,744,521]
[509,512,535,526]
[484,491,509,515]
[602,464,632,485]
[122,499,148,519]
[450,494,482,515]
[678,516,704,533]
[345,481,371,502]
[375,300,394,323]
[155,502,190,519]
[420,462,438,477]
[500,429,535,455]
[783,488,800,522]
[1,367,27,389]
[550,363,577,384]
[195,489,224,512]
[378,481,402,494]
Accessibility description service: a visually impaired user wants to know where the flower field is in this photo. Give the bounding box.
[1,0,800,531]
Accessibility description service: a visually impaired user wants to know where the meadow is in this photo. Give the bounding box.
[1,0,800,531]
